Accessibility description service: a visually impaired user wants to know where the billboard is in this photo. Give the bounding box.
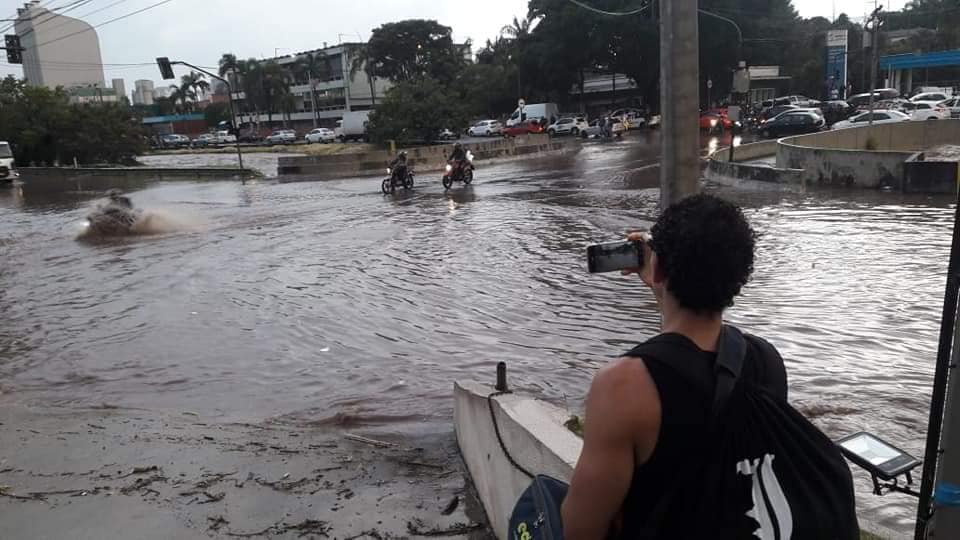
[825,30,849,99]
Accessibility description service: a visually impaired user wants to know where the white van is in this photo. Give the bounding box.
[0,141,17,182]
[506,103,560,127]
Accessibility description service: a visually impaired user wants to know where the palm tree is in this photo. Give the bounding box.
[182,71,210,102]
[349,44,378,108]
[218,53,244,126]
[256,61,289,128]
[294,51,328,127]
[168,85,195,113]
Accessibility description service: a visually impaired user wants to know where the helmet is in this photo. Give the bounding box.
[454,143,463,150]
[399,151,407,158]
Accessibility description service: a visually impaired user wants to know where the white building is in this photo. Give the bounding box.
[133,80,155,106]
[14,1,105,89]
[111,78,126,104]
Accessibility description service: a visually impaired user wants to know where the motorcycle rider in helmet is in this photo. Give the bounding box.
[389,151,408,184]
[449,143,468,176]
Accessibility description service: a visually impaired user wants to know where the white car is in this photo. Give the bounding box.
[939,96,960,119]
[265,129,297,145]
[546,117,588,136]
[832,110,911,130]
[305,128,336,144]
[909,102,951,121]
[215,130,237,144]
[468,120,502,137]
[910,92,951,104]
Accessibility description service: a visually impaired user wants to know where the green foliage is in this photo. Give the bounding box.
[364,20,467,84]
[0,76,147,166]
[204,102,231,127]
[367,77,467,144]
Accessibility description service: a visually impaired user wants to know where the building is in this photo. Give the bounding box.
[133,80,155,106]
[14,1,105,89]
[111,79,126,104]
[233,43,392,132]
[152,85,172,101]
[746,66,792,105]
[68,85,119,104]
[569,71,642,117]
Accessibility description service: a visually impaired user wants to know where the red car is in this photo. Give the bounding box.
[503,120,546,137]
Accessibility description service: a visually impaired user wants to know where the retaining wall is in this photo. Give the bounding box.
[705,140,803,186]
[454,380,581,540]
[19,167,257,180]
[277,134,572,179]
[777,120,960,188]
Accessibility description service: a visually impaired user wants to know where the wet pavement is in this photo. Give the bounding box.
[0,131,948,537]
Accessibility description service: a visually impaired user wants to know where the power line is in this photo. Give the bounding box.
[16,0,97,40]
[34,0,176,48]
[30,0,135,37]
[0,0,88,34]
[564,0,650,17]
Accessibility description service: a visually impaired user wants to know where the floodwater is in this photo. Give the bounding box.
[0,134,950,536]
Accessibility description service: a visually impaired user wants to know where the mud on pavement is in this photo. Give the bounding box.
[0,405,492,539]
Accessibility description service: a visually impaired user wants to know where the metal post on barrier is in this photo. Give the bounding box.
[495,362,508,392]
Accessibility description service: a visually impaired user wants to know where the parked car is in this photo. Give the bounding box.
[546,117,588,136]
[848,89,901,109]
[191,133,217,147]
[700,112,727,132]
[831,110,911,130]
[467,120,503,137]
[502,120,546,137]
[437,128,458,140]
[305,128,336,144]
[939,96,960,119]
[758,104,799,123]
[215,130,237,144]
[610,108,647,129]
[758,111,825,138]
[581,118,625,139]
[776,95,822,108]
[907,102,951,121]
[265,129,297,145]
[910,92,951,104]
[160,134,191,148]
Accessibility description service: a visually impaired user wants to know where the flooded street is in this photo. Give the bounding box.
[0,135,950,536]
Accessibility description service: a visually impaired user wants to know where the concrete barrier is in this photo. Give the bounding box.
[278,135,574,179]
[705,140,803,186]
[454,380,581,540]
[20,166,257,180]
[776,120,960,188]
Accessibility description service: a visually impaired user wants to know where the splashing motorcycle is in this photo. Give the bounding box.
[84,189,143,236]
[441,150,474,190]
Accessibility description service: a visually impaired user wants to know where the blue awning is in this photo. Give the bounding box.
[880,50,960,70]
[142,114,206,124]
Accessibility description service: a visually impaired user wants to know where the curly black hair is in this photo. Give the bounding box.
[649,194,755,314]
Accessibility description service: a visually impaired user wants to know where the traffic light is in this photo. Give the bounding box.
[5,35,22,65]
[157,57,175,80]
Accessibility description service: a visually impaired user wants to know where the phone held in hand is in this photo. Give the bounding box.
[587,240,645,274]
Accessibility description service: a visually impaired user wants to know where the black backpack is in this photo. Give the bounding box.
[635,325,859,539]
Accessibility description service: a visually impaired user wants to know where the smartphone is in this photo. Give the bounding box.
[587,240,644,274]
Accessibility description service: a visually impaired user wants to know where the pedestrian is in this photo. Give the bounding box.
[558,194,859,540]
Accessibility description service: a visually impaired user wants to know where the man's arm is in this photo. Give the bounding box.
[561,358,661,540]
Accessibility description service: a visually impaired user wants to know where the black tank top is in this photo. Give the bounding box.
[617,333,787,538]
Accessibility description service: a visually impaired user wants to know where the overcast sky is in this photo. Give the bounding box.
[0,0,910,94]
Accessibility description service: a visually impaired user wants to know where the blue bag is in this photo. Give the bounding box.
[507,474,568,540]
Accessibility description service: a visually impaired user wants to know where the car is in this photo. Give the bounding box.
[610,108,647,129]
[776,95,822,108]
[546,117,588,136]
[700,112,727,132]
[502,120,546,137]
[437,128,458,141]
[160,134,191,149]
[759,104,799,122]
[939,96,960,119]
[848,89,901,109]
[215,130,237,144]
[581,117,625,139]
[191,134,217,147]
[906,101,951,121]
[305,128,336,144]
[831,110,911,130]
[910,92,951,104]
[758,111,825,138]
[467,120,503,137]
[265,129,297,145]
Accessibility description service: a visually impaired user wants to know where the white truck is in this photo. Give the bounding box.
[335,111,371,142]
[506,103,560,127]
[0,141,17,183]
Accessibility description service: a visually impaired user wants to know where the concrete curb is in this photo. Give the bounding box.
[19,167,259,180]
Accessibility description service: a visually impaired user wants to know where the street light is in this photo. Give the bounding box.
[157,57,244,171]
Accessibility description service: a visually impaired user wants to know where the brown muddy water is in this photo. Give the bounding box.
[0,137,951,536]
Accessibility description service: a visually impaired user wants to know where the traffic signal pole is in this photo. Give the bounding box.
[659,0,701,208]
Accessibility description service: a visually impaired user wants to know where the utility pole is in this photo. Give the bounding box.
[659,0,701,207]
[867,5,883,126]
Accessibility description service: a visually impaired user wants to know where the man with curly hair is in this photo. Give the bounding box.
[561,194,791,539]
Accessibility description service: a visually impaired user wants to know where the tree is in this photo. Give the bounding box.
[364,19,467,84]
[205,101,231,127]
[367,77,467,144]
[294,51,329,127]
[168,85,195,113]
[350,44,380,108]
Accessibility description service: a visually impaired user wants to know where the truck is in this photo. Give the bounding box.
[506,103,560,127]
[335,111,371,142]
[0,141,15,183]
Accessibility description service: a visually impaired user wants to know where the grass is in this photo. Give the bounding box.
[860,532,886,540]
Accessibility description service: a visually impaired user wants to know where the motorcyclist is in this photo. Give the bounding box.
[389,151,408,183]
[106,189,133,209]
[449,143,469,176]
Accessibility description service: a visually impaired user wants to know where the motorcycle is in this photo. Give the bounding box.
[381,164,415,194]
[84,190,143,236]
[442,151,474,190]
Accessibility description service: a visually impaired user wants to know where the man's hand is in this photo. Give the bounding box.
[561,358,661,540]
[621,232,655,287]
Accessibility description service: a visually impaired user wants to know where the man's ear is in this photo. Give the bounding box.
[651,253,667,285]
